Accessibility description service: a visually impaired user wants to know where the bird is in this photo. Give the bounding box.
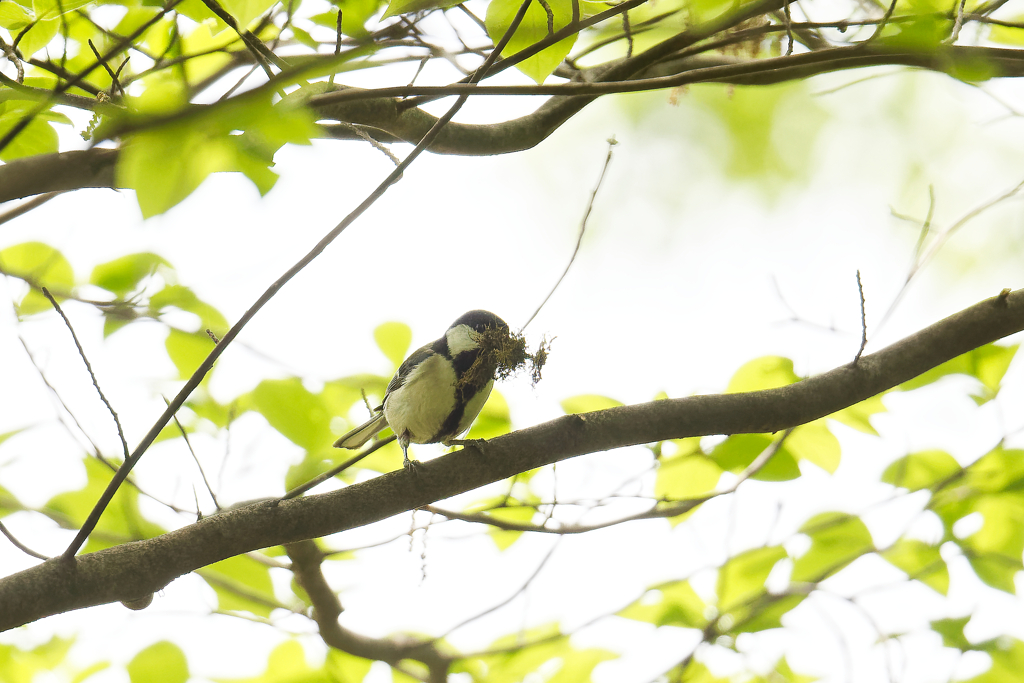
[334,310,509,469]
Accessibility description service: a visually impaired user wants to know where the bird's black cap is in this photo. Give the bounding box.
[451,310,509,334]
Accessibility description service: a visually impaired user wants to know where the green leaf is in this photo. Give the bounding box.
[931,616,973,651]
[711,434,801,481]
[485,0,577,84]
[247,378,335,452]
[0,241,74,315]
[717,545,786,613]
[90,252,172,297]
[0,1,31,29]
[0,101,61,161]
[726,356,799,393]
[962,637,1024,683]
[202,555,276,618]
[618,580,708,629]
[990,20,1024,46]
[655,454,722,513]
[127,642,188,683]
[485,503,536,550]
[882,450,961,491]
[382,0,461,19]
[880,538,949,595]
[0,637,79,683]
[13,17,57,57]
[787,420,841,473]
[791,512,874,583]
[116,89,316,217]
[43,457,165,553]
[374,321,412,367]
[829,393,886,435]
[900,343,1018,403]
[732,594,805,634]
[150,284,229,333]
[964,447,1024,494]
[216,640,339,683]
[220,0,276,27]
[560,394,623,414]
[165,328,215,380]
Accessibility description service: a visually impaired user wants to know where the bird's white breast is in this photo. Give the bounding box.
[383,353,457,444]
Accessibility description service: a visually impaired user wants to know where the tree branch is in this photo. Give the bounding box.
[2,288,1023,630]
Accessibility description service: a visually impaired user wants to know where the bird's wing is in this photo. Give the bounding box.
[386,344,437,394]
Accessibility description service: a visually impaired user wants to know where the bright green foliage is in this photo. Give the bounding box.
[0,99,70,161]
[618,580,708,628]
[455,624,615,683]
[374,321,412,367]
[150,284,230,333]
[666,658,816,683]
[931,616,974,650]
[560,393,623,414]
[217,640,371,683]
[486,0,577,83]
[711,433,800,481]
[0,636,108,683]
[247,378,338,452]
[655,450,723,517]
[926,446,1024,592]
[165,328,216,380]
[716,545,786,616]
[725,355,799,393]
[791,512,874,583]
[127,641,189,683]
[829,394,887,436]
[115,91,317,217]
[43,457,166,553]
[900,343,1018,404]
[880,538,949,595]
[201,554,277,617]
[90,252,172,297]
[963,637,1024,683]
[382,0,462,19]
[989,18,1024,46]
[687,83,826,190]
[0,241,74,315]
[786,419,841,474]
[882,449,961,491]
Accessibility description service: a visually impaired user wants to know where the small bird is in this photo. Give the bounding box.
[334,310,509,468]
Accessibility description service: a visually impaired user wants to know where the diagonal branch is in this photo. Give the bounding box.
[3,288,1024,630]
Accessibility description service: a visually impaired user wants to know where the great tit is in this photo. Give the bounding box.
[334,310,509,468]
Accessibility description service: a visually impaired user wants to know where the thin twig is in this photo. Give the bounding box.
[87,39,124,97]
[0,520,49,560]
[0,36,24,82]
[0,192,60,226]
[855,270,867,363]
[948,0,968,43]
[522,137,617,331]
[783,0,794,55]
[282,435,396,499]
[623,10,634,58]
[164,396,220,511]
[41,288,129,459]
[328,9,342,86]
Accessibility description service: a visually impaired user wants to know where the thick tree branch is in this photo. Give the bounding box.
[2,288,1023,630]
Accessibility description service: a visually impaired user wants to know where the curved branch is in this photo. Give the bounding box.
[2,288,1023,630]
[0,149,119,203]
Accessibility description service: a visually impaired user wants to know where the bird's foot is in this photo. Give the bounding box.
[403,456,423,473]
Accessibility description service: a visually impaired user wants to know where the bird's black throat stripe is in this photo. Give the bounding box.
[429,336,491,442]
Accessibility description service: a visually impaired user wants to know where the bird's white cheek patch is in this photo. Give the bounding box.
[383,354,457,444]
[446,325,479,355]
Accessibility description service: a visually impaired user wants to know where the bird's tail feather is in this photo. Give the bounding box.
[334,412,388,449]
